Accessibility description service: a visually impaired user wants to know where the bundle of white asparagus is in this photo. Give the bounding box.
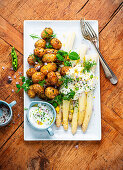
[56,32,98,134]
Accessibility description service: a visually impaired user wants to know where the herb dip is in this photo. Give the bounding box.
[29,103,54,128]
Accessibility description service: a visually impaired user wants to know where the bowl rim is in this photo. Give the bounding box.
[26,101,56,130]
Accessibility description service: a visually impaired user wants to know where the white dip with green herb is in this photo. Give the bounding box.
[29,103,54,128]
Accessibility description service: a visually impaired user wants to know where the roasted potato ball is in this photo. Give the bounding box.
[40,63,57,76]
[32,72,45,83]
[47,71,58,85]
[41,28,53,39]
[60,66,70,76]
[45,78,51,86]
[35,39,46,48]
[42,53,57,63]
[28,85,36,98]
[38,92,47,99]
[27,54,36,65]
[33,84,44,95]
[45,87,59,99]
[34,62,43,71]
[45,49,58,55]
[55,71,62,86]
[26,68,36,78]
[50,38,62,50]
[34,48,46,58]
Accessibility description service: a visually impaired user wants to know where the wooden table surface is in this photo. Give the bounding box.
[0,0,123,169]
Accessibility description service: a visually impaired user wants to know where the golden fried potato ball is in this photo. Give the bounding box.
[60,66,70,76]
[33,84,44,95]
[40,63,57,76]
[55,71,62,86]
[45,49,58,55]
[27,54,36,65]
[35,39,46,48]
[34,62,43,71]
[50,38,62,50]
[26,68,36,78]
[45,87,59,99]
[47,71,58,85]
[28,85,36,98]
[42,53,57,63]
[45,78,51,86]
[41,28,53,39]
[32,72,45,83]
[34,48,46,58]
[28,89,36,98]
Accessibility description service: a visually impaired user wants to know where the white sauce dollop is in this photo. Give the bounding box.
[29,104,54,128]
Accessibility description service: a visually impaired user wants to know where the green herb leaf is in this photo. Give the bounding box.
[20,76,25,82]
[57,50,68,57]
[69,52,80,60]
[43,30,56,39]
[16,77,33,93]
[75,87,79,91]
[83,60,96,73]
[45,42,53,48]
[49,93,64,108]
[76,78,79,81]
[38,80,46,86]
[24,107,28,110]
[64,61,72,66]
[90,74,93,79]
[63,89,75,100]
[30,34,40,39]
[56,54,64,61]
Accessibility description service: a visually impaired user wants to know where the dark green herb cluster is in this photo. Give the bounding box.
[38,80,46,86]
[56,50,80,66]
[49,89,75,108]
[45,42,53,48]
[16,76,33,93]
[11,47,18,71]
[83,60,96,73]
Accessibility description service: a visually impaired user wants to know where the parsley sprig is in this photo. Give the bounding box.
[63,89,75,100]
[38,80,46,86]
[30,34,40,39]
[45,42,53,48]
[49,89,75,107]
[83,60,96,73]
[16,76,33,93]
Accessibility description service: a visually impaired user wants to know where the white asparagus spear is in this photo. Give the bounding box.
[65,32,75,52]
[78,44,88,125]
[62,32,76,130]
[78,92,87,126]
[69,100,73,121]
[71,104,79,135]
[79,44,88,60]
[56,104,62,127]
[63,100,70,130]
[82,53,99,132]
[82,91,93,132]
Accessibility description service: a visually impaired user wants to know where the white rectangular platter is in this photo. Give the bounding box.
[24,20,101,141]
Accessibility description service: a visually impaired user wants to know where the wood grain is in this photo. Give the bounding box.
[0,0,123,169]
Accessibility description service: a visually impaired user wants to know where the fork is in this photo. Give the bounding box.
[80,18,118,85]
